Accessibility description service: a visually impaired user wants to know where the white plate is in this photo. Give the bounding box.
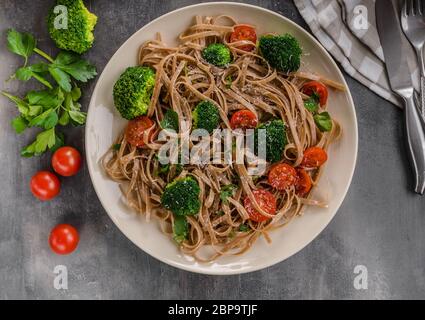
[85,2,358,275]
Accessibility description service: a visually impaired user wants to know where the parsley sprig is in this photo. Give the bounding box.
[303,91,332,132]
[2,29,97,157]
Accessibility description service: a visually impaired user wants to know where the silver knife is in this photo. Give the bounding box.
[376,0,425,194]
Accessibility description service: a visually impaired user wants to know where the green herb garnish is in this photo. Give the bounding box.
[239,224,250,232]
[2,29,97,157]
[313,111,332,132]
[220,184,237,203]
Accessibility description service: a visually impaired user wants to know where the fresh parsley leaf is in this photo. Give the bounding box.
[11,116,27,134]
[239,224,250,232]
[6,29,35,65]
[71,86,81,101]
[304,96,319,113]
[21,127,56,157]
[15,63,52,88]
[28,109,58,129]
[112,144,121,151]
[54,51,79,65]
[49,66,72,92]
[15,67,32,81]
[160,109,179,131]
[58,109,70,126]
[225,75,233,89]
[314,111,332,132]
[50,131,65,153]
[158,163,170,175]
[220,184,237,203]
[69,110,86,125]
[43,111,59,129]
[52,51,97,83]
[28,105,43,117]
[1,91,29,115]
[173,215,188,244]
[26,89,62,108]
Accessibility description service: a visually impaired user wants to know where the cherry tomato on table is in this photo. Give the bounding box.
[301,147,328,168]
[244,189,277,222]
[268,163,297,191]
[302,81,328,106]
[230,109,258,129]
[229,25,257,52]
[52,146,82,177]
[49,224,79,255]
[30,171,60,201]
[295,168,312,196]
[125,116,155,147]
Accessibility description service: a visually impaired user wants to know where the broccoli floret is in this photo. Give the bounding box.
[192,100,220,133]
[259,34,302,73]
[161,177,201,216]
[113,66,156,120]
[202,43,232,67]
[255,119,287,163]
[47,0,97,54]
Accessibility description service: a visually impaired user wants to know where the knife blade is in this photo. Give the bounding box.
[376,0,425,194]
[376,0,412,95]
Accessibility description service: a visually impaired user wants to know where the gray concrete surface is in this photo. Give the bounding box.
[0,0,424,300]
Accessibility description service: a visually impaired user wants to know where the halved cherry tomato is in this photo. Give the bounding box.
[30,171,60,201]
[295,168,312,196]
[125,116,155,147]
[49,224,79,255]
[268,163,297,191]
[52,146,82,177]
[230,109,258,129]
[301,147,328,168]
[244,189,277,222]
[302,81,328,106]
[229,25,257,52]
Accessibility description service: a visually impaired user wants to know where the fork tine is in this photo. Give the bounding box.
[403,0,408,16]
[416,0,424,16]
[408,0,415,15]
[414,0,421,15]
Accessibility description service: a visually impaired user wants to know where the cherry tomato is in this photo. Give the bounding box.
[125,116,155,147]
[230,109,258,129]
[244,189,277,222]
[295,168,312,196]
[52,146,82,177]
[268,163,297,191]
[229,25,257,52]
[30,171,60,201]
[302,81,328,106]
[49,224,79,255]
[301,147,328,168]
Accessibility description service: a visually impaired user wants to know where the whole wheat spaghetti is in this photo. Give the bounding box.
[102,16,343,262]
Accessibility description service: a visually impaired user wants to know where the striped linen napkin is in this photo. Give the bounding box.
[293,0,420,108]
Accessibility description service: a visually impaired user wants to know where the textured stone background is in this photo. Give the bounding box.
[0,0,424,299]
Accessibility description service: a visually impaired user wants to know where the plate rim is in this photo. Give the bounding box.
[85,1,358,275]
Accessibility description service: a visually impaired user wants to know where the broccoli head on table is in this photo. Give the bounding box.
[47,0,97,54]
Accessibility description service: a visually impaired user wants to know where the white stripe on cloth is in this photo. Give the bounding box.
[294,0,421,108]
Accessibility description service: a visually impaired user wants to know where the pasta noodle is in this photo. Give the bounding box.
[102,16,343,262]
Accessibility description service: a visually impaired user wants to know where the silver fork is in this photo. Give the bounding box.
[401,0,425,117]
